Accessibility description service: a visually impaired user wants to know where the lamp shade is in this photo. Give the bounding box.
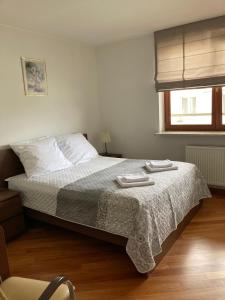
[100,131,111,144]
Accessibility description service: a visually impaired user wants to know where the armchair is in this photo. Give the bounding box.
[0,226,75,300]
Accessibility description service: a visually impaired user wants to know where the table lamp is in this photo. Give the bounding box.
[100,131,111,154]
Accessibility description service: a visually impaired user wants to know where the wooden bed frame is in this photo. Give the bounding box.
[0,136,203,273]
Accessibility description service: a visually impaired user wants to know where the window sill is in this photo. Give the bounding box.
[155,131,225,136]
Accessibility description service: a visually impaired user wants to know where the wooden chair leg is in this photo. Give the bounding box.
[0,226,10,281]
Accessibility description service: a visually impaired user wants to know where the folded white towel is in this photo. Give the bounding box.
[145,162,178,173]
[116,176,154,188]
[148,160,173,168]
[121,172,149,183]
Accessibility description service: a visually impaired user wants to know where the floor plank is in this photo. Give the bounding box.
[7,193,225,300]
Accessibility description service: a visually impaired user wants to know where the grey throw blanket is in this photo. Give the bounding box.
[56,159,211,273]
[57,160,146,226]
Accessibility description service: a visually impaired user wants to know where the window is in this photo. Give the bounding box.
[164,87,225,131]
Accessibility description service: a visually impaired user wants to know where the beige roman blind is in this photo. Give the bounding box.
[154,15,225,91]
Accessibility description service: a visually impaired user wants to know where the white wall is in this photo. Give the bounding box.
[97,34,225,161]
[0,25,101,147]
[2,26,225,160]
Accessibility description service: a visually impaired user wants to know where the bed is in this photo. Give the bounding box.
[0,140,211,274]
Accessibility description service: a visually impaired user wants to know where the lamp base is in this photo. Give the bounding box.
[102,152,108,155]
[104,143,108,154]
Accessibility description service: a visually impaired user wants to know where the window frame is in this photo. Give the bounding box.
[164,87,225,131]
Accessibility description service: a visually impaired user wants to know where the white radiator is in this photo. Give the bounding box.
[185,146,225,187]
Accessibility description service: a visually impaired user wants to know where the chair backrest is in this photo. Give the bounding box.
[0,227,10,281]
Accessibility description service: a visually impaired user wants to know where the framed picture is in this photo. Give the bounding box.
[21,57,48,96]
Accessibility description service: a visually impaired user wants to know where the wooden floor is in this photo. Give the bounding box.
[7,191,225,300]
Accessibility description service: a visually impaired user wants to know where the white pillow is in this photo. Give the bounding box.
[57,133,98,165]
[11,137,72,178]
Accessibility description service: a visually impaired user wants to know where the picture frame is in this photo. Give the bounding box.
[21,57,48,96]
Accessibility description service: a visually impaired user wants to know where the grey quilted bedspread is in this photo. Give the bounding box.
[56,159,211,273]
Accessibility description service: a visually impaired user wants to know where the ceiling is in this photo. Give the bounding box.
[1,0,225,45]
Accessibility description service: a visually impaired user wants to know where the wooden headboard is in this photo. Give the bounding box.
[0,147,24,182]
[0,133,88,183]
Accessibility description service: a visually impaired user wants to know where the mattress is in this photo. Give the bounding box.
[7,156,211,273]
